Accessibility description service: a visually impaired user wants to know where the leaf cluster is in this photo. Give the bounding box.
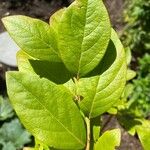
[122,0,150,53]
[0,96,31,150]
[107,49,150,150]
[2,0,127,149]
[128,53,150,118]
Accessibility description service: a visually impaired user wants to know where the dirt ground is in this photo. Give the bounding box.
[0,0,144,149]
[0,0,124,33]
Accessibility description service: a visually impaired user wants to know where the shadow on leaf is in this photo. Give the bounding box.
[29,60,73,84]
[85,40,117,77]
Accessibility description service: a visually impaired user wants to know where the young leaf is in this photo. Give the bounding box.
[136,120,150,150]
[79,29,127,118]
[6,72,86,149]
[94,129,121,150]
[125,47,132,65]
[126,69,136,81]
[58,0,111,76]
[2,15,61,62]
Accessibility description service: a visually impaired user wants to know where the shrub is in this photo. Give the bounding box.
[122,0,150,54]
[2,0,127,149]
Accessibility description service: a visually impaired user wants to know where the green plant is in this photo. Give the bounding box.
[106,48,150,150]
[0,119,31,150]
[2,0,127,149]
[0,96,14,120]
[127,53,150,118]
[122,0,150,54]
[109,52,150,150]
[0,96,32,150]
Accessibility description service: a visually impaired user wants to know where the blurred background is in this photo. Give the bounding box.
[0,0,150,150]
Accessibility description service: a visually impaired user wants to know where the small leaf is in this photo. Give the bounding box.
[126,69,136,81]
[107,107,118,115]
[2,15,61,62]
[79,29,127,118]
[125,47,132,65]
[136,120,150,150]
[58,0,111,76]
[6,72,86,149]
[94,129,121,150]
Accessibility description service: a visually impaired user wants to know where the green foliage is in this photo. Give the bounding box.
[129,54,150,118]
[2,0,127,149]
[78,30,126,118]
[115,53,150,150]
[0,96,14,120]
[0,96,32,149]
[0,119,31,150]
[6,72,86,149]
[122,0,150,53]
[136,120,150,150]
[94,129,121,150]
[57,0,111,76]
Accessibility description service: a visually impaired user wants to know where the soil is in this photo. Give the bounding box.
[102,115,143,150]
[0,0,143,149]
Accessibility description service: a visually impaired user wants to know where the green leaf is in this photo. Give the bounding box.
[136,120,150,150]
[79,29,127,118]
[50,8,66,32]
[6,72,86,149]
[91,117,101,142]
[107,107,118,115]
[0,96,14,120]
[126,69,136,81]
[2,142,16,150]
[94,129,121,150]
[58,0,111,76]
[29,60,72,84]
[2,15,61,62]
[17,50,36,74]
[17,50,72,84]
[125,47,132,65]
[0,119,31,149]
[123,83,134,99]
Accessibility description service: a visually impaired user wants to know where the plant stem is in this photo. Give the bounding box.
[85,117,90,150]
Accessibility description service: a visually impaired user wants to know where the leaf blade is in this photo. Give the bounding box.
[58,0,111,76]
[79,29,127,118]
[2,15,61,62]
[6,72,86,149]
[94,129,121,150]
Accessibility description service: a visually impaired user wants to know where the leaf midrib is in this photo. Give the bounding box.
[10,74,85,147]
[77,0,89,76]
